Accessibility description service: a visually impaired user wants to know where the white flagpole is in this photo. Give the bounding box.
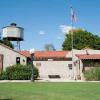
[70,6,74,80]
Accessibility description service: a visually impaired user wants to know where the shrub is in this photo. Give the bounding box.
[84,67,100,81]
[0,71,8,80]
[0,64,39,80]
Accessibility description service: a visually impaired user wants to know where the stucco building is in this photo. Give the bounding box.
[20,50,74,79]
[33,51,73,79]
[73,50,100,80]
[20,49,100,80]
[0,43,27,72]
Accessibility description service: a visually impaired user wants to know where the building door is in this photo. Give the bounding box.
[0,55,3,72]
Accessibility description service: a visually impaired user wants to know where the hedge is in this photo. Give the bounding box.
[0,64,39,80]
[84,67,100,81]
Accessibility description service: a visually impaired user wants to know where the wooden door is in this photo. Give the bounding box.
[0,55,3,72]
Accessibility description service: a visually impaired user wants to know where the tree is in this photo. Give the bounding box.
[0,39,14,49]
[44,43,56,51]
[62,29,100,50]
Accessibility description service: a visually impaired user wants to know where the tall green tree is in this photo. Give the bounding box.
[62,29,100,50]
[0,39,14,49]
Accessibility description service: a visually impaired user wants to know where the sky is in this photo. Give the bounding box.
[0,0,100,51]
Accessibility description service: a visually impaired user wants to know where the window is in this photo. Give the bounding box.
[68,64,72,70]
[16,57,20,64]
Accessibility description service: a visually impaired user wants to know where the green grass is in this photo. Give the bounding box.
[0,82,100,100]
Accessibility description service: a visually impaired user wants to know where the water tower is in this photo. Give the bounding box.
[2,23,24,50]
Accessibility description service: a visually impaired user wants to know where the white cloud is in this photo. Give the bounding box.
[38,31,46,35]
[60,25,72,34]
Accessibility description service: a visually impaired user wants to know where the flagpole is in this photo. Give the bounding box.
[70,6,74,80]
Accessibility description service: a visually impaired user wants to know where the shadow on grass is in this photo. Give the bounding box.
[0,97,13,100]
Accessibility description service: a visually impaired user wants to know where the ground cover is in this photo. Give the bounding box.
[0,82,100,100]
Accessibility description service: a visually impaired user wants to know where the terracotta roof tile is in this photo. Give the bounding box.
[19,50,31,58]
[35,51,69,58]
[19,50,69,58]
[76,54,100,60]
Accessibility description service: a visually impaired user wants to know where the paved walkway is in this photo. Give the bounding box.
[0,78,100,83]
[0,80,31,83]
[35,78,83,82]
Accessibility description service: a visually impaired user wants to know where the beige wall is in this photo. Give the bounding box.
[0,44,27,70]
[34,61,73,79]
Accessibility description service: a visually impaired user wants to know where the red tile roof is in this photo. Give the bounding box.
[76,54,100,60]
[19,50,31,58]
[19,50,69,58]
[35,51,69,58]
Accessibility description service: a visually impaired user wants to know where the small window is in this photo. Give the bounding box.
[16,57,20,64]
[68,64,72,70]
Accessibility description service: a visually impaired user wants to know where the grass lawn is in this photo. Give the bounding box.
[0,82,100,100]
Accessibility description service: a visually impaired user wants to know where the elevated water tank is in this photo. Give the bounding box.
[2,23,24,41]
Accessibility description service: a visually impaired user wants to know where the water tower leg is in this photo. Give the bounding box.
[17,41,20,51]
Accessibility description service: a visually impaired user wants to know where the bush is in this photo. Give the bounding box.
[84,67,100,81]
[0,71,8,80]
[0,64,39,80]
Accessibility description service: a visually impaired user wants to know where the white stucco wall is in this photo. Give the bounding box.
[34,61,73,79]
[0,44,27,70]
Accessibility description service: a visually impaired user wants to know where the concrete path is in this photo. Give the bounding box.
[35,78,83,82]
[0,78,100,83]
[0,80,31,83]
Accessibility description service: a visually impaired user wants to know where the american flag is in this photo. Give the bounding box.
[70,7,77,23]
